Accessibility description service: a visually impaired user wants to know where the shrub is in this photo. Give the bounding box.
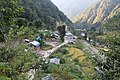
[15,18,28,26]
[33,19,42,28]
[0,33,5,42]
[58,48,68,54]
[60,58,65,64]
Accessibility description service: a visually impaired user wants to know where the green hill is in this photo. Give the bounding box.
[19,0,72,30]
[0,0,72,42]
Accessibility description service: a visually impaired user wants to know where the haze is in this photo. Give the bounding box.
[51,0,98,20]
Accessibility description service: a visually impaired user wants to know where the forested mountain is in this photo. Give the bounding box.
[51,0,98,20]
[19,0,72,30]
[0,0,73,79]
[74,0,120,29]
[0,0,72,42]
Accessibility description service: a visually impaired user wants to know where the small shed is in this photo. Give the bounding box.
[50,58,60,65]
[29,41,40,47]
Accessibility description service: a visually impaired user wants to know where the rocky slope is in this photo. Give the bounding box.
[74,0,120,29]
[18,0,72,30]
[107,3,120,19]
[103,4,120,31]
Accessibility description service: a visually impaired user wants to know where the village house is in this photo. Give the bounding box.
[64,25,77,44]
[75,29,86,36]
[28,41,40,50]
[64,31,77,44]
[50,58,60,65]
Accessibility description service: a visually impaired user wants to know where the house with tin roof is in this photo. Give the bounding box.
[64,31,77,44]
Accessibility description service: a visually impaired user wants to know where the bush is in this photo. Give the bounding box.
[0,75,11,80]
[15,18,28,26]
[74,58,79,63]
[0,44,39,79]
[58,48,68,54]
[46,63,58,73]
[33,19,42,28]
[0,33,5,42]
[60,58,65,64]
[52,64,82,79]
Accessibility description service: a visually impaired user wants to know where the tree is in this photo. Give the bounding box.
[0,31,5,42]
[0,44,43,79]
[96,32,120,80]
[0,0,23,41]
[15,18,28,27]
[52,64,82,80]
[57,25,66,42]
[0,75,11,80]
[84,33,87,40]
[33,19,42,28]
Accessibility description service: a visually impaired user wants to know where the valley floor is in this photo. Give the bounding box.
[33,39,98,80]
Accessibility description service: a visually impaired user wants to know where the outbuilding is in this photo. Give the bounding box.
[29,41,40,47]
[50,58,60,65]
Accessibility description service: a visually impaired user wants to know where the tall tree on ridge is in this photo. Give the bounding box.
[57,24,66,42]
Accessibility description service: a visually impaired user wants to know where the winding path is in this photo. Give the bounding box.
[37,42,68,58]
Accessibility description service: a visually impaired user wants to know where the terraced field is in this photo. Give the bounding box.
[68,47,85,62]
[68,47,96,78]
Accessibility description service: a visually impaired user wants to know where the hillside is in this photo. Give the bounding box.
[19,0,72,30]
[74,0,120,29]
[103,4,120,31]
[107,3,120,20]
[51,0,98,20]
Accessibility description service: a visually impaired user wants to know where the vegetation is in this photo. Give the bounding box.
[57,24,66,42]
[68,41,97,79]
[0,0,120,79]
[35,45,83,80]
[18,0,72,30]
[94,10,120,79]
[0,0,70,79]
[0,44,42,79]
[68,48,85,62]
[42,44,53,51]
[0,0,24,42]
[48,41,97,79]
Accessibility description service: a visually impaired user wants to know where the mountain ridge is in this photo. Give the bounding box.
[74,0,120,29]
[19,0,72,30]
